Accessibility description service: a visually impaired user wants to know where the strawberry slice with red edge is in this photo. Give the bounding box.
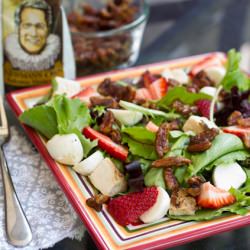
[142,71,158,88]
[148,78,168,100]
[190,53,226,77]
[222,126,250,138]
[107,187,158,226]
[83,127,128,161]
[197,182,236,209]
[72,87,98,103]
[146,121,159,132]
[196,99,213,118]
[135,88,153,100]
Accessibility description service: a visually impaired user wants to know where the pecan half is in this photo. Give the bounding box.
[192,70,215,89]
[186,187,201,197]
[100,111,115,134]
[155,123,170,158]
[227,111,243,126]
[164,168,179,191]
[172,100,198,117]
[86,194,110,212]
[97,78,136,101]
[187,128,219,152]
[152,156,191,168]
[237,117,250,128]
[187,176,206,187]
[90,96,119,109]
[242,133,250,148]
[168,119,182,130]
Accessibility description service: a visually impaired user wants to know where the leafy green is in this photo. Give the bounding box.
[19,105,58,139]
[205,150,250,171]
[52,95,91,134]
[144,168,166,189]
[157,86,212,109]
[139,159,152,174]
[119,100,180,120]
[167,135,190,157]
[122,134,158,160]
[186,133,244,178]
[122,126,156,144]
[221,49,250,92]
[169,203,248,221]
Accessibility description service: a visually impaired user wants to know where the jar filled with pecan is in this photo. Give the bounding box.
[64,0,149,76]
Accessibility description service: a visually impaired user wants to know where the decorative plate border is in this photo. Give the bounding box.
[6,53,250,250]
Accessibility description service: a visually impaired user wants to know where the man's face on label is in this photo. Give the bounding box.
[19,7,48,54]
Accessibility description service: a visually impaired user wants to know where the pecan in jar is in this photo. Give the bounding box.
[98,78,136,102]
[90,96,119,109]
[152,156,192,168]
[187,128,219,152]
[237,117,250,128]
[192,70,215,89]
[155,122,170,158]
[172,100,198,117]
[86,194,110,212]
[227,111,243,126]
[164,168,179,191]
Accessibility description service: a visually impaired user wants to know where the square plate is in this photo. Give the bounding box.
[6,53,250,250]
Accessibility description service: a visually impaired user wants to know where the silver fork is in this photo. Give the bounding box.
[0,98,32,247]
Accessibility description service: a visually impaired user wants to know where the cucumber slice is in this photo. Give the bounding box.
[109,109,143,126]
[52,77,81,98]
[212,162,247,191]
[73,151,104,176]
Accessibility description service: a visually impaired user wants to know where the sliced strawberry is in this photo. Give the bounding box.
[107,187,158,226]
[196,99,213,118]
[83,127,128,161]
[142,71,158,88]
[148,78,168,100]
[190,54,225,76]
[146,121,159,132]
[72,87,98,103]
[197,182,235,209]
[135,88,153,100]
[222,126,250,138]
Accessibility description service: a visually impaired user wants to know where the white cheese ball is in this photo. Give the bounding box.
[46,134,83,165]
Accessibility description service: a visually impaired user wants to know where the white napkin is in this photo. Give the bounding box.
[0,127,85,250]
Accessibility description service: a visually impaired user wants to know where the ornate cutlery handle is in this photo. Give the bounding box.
[0,147,32,246]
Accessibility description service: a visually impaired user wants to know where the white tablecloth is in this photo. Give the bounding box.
[0,127,85,250]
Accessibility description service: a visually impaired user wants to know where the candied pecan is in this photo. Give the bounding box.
[164,168,179,191]
[186,187,201,197]
[100,111,115,134]
[152,156,192,168]
[169,188,198,216]
[168,119,182,130]
[110,129,122,144]
[187,176,206,188]
[242,133,250,148]
[227,111,243,126]
[172,100,198,117]
[192,70,215,89]
[237,117,250,128]
[90,96,119,109]
[86,194,110,212]
[187,128,219,152]
[168,78,180,88]
[155,123,170,158]
[97,78,136,101]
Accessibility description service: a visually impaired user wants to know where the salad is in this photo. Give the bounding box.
[19,49,250,226]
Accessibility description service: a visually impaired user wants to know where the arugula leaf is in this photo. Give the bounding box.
[205,150,250,171]
[169,203,248,221]
[157,86,211,109]
[122,126,156,144]
[119,100,180,120]
[186,133,244,178]
[144,168,166,189]
[52,95,91,134]
[122,134,158,160]
[19,105,58,139]
[221,49,250,92]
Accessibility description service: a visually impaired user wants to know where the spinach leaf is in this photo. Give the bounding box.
[157,86,211,109]
[144,168,166,189]
[122,126,156,144]
[122,134,158,160]
[19,105,58,139]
